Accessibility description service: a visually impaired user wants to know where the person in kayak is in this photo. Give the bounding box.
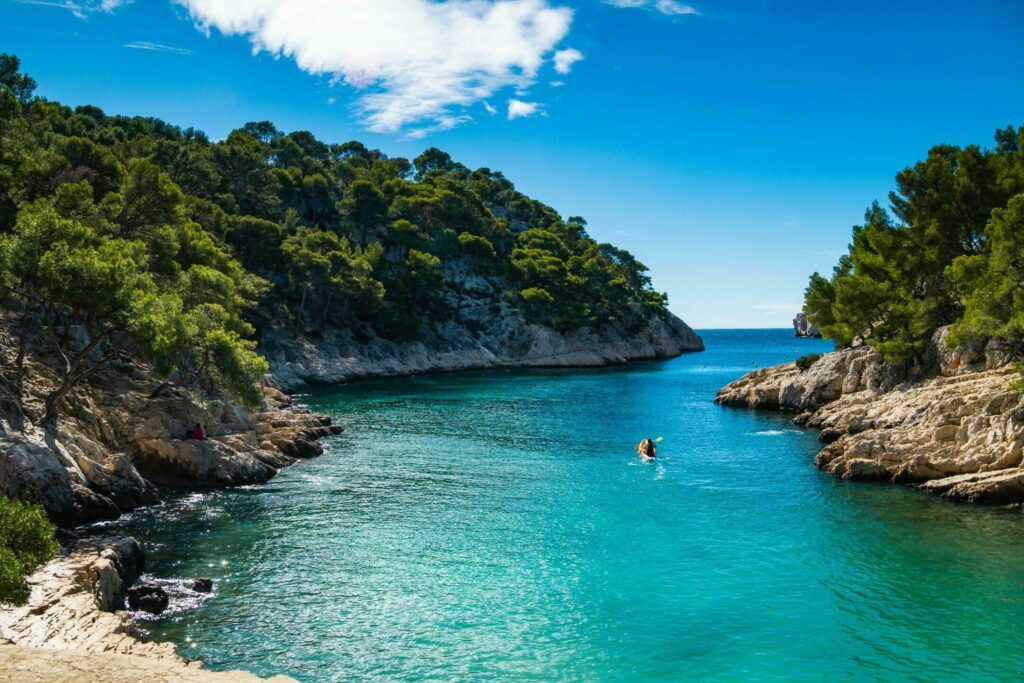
[637,438,657,458]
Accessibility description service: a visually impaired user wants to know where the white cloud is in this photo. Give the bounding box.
[176,0,574,133]
[602,0,697,16]
[508,98,541,119]
[123,41,193,55]
[483,101,498,115]
[17,0,131,18]
[553,47,582,74]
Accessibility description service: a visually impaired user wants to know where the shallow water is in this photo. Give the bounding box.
[108,330,1024,681]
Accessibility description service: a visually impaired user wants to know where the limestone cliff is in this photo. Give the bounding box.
[715,328,1024,503]
[263,300,703,391]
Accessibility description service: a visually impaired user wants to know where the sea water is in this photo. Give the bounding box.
[109,330,1024,681]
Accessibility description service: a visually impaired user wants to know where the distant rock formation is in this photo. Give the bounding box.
[793,311,821,338]
[263,310,704,391]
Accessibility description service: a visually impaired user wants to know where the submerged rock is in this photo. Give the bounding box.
[193,578,214,593]
[716,327,1024,504]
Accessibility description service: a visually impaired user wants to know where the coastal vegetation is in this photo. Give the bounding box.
[794,353,821,372]
[803,125,1024,378]
[0,497,57,603]
[0,53,671,427]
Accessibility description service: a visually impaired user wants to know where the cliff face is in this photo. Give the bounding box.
[263,301,703,391]
[0,317,341,527]
[716,329,1024,503]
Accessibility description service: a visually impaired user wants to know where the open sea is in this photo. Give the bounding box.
[106,329,1024,681]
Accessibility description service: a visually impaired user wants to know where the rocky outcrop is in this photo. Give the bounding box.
[264,306,703,390]
[793,312,820,338]
[0,538,292,682]
[0,537,170,657]
[715,328,1024,503]
[0,316,342,527]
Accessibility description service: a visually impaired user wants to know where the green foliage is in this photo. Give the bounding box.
[519,287,555,323]
[0,496,57,604]
[804,126,1024,367]
[948,194,1024,355]
[795,354,822,372]
[0,53,673,422]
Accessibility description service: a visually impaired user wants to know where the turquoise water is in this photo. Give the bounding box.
[110,330,1024,681]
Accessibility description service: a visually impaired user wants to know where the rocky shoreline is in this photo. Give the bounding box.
[715,328,1024,503]
[0,537,294,682]
[0,386,339,680]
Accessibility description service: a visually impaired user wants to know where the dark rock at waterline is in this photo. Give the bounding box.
[819,428,843,444]
[278,436,322,459]
[193,578,213,593]
[127,584,169,614]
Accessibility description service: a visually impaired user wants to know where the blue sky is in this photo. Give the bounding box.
[2,0,1022,327]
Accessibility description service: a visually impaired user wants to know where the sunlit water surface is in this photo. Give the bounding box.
[104,330,1024,681]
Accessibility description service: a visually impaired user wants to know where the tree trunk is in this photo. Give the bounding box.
[13,301,31,401]
[321,289,334,332]
[40,328,114,430]
[296,285,308,330]
[340,295,351,325]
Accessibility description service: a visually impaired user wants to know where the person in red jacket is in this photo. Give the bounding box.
[189,423,207,441]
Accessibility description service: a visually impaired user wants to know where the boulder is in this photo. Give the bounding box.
[127,584,169,614]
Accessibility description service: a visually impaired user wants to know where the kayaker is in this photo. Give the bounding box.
[637,438,656,458]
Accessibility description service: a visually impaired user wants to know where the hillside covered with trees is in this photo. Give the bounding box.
[803,125,1024,378]
[0,54,691,426]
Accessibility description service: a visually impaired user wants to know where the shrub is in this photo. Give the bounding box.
[795,353,822,372]
[0,496,58,604]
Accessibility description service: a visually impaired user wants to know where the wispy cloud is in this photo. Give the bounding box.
[508,98,542,120]
[123,40,192,55]
[177,0,576,134]
[483,101,498,115]
[404,115,473,140]
[603,0,698,16]
[17,0,130,19]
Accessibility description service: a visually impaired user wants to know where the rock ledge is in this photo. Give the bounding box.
[715,328,1024,503]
